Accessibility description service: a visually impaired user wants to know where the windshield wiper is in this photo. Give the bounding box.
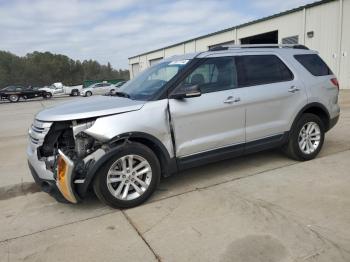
[113,91,130,98]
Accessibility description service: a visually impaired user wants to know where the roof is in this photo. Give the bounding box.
[129,0,335,60]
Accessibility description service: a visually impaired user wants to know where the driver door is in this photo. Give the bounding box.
[169,56,245,158]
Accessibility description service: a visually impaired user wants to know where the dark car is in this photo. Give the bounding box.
[0,86,51,102]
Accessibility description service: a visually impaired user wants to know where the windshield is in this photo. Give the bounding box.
[119,60,190,100]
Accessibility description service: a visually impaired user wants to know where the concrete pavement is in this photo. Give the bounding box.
[0,149,349,261]
[0,91,349,261]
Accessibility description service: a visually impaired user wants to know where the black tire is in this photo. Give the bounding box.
[8,94,19,102]
[44,92,52,99]
[71,90,79,96]
[85,91,92,97]
[283,113,325,161]
[93,142,161,208]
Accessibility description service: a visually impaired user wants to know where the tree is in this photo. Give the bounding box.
[0,51,130,88]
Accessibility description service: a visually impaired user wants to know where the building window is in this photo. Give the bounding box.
[282,35,299,44]
[208,40,235,50]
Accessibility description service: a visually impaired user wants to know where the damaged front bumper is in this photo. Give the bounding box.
[27,146,79,203]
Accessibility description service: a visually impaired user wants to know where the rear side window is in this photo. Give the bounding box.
[294,54,332,76]
[236,55,293,87]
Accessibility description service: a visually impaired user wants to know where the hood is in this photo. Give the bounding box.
[36,96,145,121]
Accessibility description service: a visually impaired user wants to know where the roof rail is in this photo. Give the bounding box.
[209,44,309,51]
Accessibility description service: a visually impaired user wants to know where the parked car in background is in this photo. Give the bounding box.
[80,82,115,97]
[105,81,127,95]
[39,85,65,97]
[39,83,82,97]
[0,85,51,102]
[64,84,83,96]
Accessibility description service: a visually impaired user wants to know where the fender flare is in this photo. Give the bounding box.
[290,102,330,133]
[76,132,177,197]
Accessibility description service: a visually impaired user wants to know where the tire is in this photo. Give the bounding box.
[44,92,52,99]
[71,90,79,96]
[85,91,92,97]
[283,113,325,161]
[8,94,19,102]
[93,142,161,208]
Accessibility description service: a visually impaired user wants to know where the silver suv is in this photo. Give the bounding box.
[27,44,340,208]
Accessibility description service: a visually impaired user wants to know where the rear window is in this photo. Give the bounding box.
[236,55,293,87]
[294,54,332,76]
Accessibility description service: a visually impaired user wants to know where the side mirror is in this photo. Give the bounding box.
[170,84,201,99]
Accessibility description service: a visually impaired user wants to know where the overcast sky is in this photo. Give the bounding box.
[0,0,318,69]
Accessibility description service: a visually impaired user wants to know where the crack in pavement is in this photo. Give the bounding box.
[0,210,118,244]
[1,148,349,248]
[122,210,162,262]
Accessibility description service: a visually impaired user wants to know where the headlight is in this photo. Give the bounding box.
[56,150,77,203]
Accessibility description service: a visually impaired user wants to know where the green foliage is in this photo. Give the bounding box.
[0,51,129,88]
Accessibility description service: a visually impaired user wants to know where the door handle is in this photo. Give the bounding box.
[288,86,300,93]
[224,96,241,104]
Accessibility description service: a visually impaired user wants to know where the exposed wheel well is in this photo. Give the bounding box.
[129,138,168,176]
[109,134,176,177]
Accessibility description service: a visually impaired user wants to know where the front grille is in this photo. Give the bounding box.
[29,119,53,148]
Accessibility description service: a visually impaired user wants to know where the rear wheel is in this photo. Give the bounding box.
[93,142,161,208]
[8,94,19,102]
[71,90,79,96]
[284,113,325,161]
[44,92,52,99]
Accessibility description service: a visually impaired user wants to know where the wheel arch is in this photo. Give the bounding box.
[291,102,330,132]
[77,132,177,197]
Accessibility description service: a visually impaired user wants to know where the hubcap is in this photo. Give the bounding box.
[298,122,321,154]
[106,155,152,200]
[10,95,17,101]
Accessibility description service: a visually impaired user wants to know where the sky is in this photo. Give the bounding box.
[0,0,319,69]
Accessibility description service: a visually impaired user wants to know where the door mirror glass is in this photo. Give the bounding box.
[170,84,201,99]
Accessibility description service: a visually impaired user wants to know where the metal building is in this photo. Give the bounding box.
[128,0,350,89]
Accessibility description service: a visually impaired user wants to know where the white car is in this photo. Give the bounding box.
[39,85,65,97]
[40,83,82,97]
[81,83,115,97]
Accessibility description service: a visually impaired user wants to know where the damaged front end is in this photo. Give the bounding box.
[28,118,108,203]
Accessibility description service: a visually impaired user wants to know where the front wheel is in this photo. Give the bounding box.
[283,113,325,161]
[85,91,92,97]
[93,142,161,208]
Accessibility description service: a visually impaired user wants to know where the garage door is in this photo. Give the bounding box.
[339,0,350,89]
[132,63,140,77]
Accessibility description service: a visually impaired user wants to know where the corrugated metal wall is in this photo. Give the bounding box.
[129,0,349,89]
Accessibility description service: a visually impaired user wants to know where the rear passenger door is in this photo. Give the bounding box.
[236,53,307,142]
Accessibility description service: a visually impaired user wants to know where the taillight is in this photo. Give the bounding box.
[330,78,339,89]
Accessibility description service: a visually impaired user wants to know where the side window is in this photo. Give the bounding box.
[95,84,103,88]
[15,87,22,91]
[182,57,237,94]
[294,54,332,76]
[236,55,293,87]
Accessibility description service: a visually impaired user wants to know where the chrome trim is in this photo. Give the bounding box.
[29,119,53,149]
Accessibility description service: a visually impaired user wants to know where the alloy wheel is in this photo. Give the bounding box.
[106,155,152,200]
[298,121,321,154]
